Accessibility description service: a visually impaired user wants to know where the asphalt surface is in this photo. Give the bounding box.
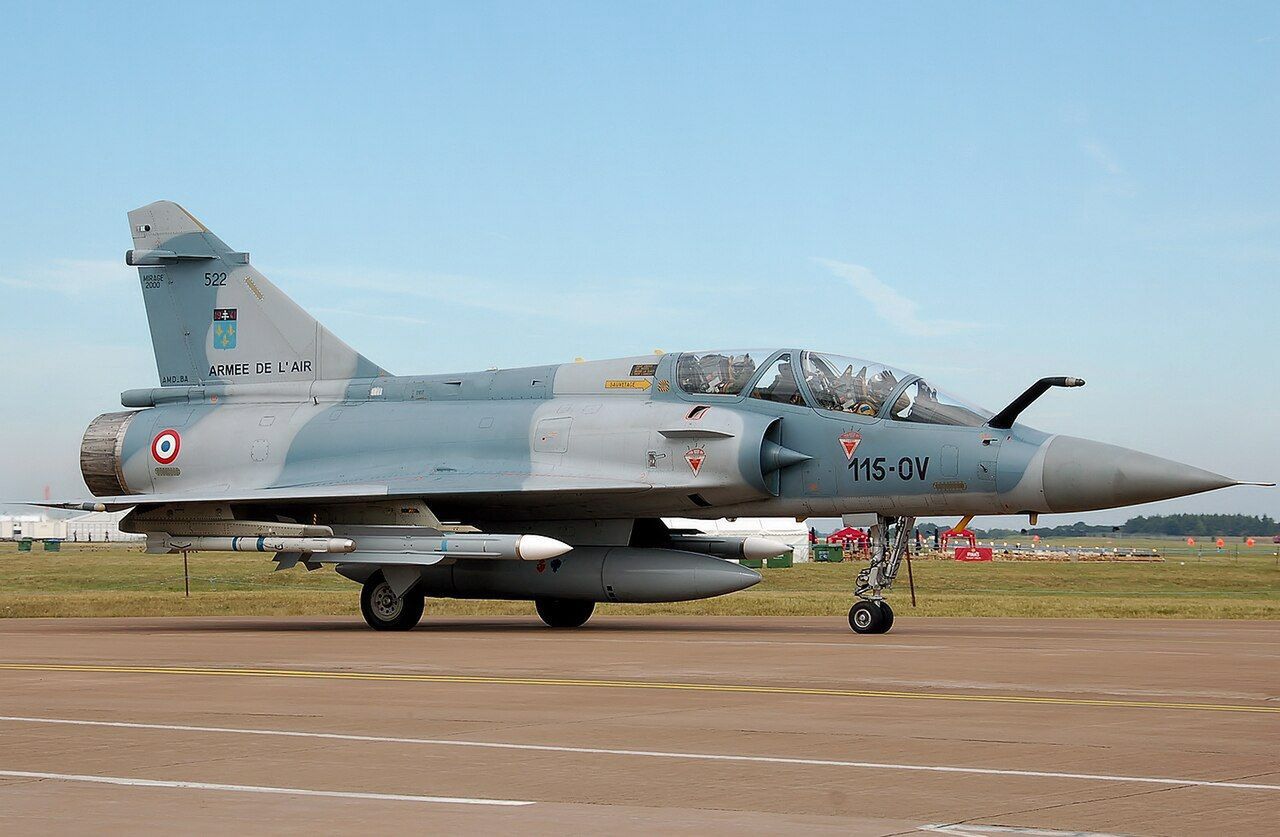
[0,614,1276,835]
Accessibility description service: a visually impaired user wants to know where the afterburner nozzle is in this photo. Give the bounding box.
[1042,436,1238,513]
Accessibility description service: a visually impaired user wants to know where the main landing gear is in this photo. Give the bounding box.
[360,571,424,631]
[535,598,595,628]
[848,514,915,635]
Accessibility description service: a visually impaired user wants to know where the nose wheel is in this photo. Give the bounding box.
[849,514,914,635]
[848,600,894,634]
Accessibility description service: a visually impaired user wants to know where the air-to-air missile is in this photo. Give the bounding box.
[150,535,357,554]
[38,201,1270,634]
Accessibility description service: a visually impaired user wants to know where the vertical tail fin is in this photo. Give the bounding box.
[127,200,385,386]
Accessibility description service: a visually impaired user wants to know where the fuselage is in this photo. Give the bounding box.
[84,347,1233,525]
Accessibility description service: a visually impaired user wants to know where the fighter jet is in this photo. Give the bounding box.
[47,201,1269,634]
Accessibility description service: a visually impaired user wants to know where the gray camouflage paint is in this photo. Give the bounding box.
[82,201,1242,537]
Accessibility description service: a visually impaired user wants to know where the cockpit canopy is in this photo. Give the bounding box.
[675,349,991,427]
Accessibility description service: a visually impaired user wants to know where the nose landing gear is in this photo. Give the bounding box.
[849,514,914,635]
[848,599,894,634]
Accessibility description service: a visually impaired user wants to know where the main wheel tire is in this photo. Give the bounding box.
[873,601,895,634]
[848,600,885,634]
[360,572,424,631]
[535,598,595,628]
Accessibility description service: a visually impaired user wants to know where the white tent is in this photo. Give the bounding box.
[663,517,811,562]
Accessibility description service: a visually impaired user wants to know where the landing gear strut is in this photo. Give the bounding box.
[849,514,914,635]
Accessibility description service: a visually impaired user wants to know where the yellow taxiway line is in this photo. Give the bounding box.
[1,662,1275,714]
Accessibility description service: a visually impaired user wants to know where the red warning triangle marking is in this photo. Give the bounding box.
[839,431,862,461]
[685,447,706,476]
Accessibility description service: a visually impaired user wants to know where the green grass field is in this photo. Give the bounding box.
[2,539,1277,620]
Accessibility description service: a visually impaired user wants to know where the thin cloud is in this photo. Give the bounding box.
[814,259,979,337]
[0,259,133,295]
[312,307,434,327]
[1081,139,1124,176]
[1064,106,1136,196]
[273,264,677,324]
[1079,137,1136,197]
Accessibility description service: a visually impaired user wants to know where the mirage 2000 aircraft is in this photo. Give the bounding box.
[47,202,1267,634]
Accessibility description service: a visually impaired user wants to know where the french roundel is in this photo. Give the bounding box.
[151,429,182,464]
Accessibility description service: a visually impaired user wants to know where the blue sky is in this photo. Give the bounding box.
[1,2,1276,524]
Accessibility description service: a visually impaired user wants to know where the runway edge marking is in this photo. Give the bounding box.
[0,768,534,806]
[0,662,1276,714]
[3,715,1279,794]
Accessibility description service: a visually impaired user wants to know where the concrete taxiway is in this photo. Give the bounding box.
[0,615,1276,835]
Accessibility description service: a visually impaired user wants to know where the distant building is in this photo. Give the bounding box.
[0,515,64,540]
[64,511,143,543]
[1,511,143,542]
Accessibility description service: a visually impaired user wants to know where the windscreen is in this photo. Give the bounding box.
[675,350,770,395]
[749,353,807,405]
[800,351,910,417]
[888,379,991,426]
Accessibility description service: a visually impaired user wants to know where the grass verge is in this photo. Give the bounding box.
[1,542,1276,619]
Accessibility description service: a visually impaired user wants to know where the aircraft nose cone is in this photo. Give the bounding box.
[1042,435,1237,513]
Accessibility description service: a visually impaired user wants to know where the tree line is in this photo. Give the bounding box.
[1121,514,1277,536]
[963,514,1277,538]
